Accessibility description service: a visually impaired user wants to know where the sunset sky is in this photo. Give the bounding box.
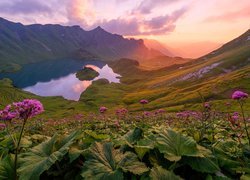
[0,0,249,58]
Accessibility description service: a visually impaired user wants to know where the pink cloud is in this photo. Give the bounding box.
[65,0,187,36]
[205,6,250,22]
[66,0,96,26]
[132,0,180,15]
[0,0,51,15]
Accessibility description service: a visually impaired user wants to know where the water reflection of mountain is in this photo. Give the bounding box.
[0,59,105,88]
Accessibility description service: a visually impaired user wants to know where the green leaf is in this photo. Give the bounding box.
[20,136,32,148]
[241,174,250,180]
[149,166,182,180]
[118,151,149,175]
[18,131,79,180]
[184,156,220,173]
[68,145,85,163]
[134,136,155,159]
[123,127,143,147]
[156,129,199,162]
[134,146,151,160]
[84,130,110,140]
[0,155,15,180]
[81,142,148,179]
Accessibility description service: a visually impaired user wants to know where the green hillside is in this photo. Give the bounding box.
[0,17,161,72]
[0,29,249,116]
[81,30,250,112]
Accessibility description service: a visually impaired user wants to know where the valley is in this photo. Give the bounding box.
[0,14,249,179]
[0,26,249,116]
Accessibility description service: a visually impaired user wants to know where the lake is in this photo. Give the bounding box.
[0,59,121,101]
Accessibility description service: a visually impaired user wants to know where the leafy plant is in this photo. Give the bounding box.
[81,142,148,179]
[18,131,79,180]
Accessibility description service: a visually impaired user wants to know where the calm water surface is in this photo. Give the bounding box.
[0,59,121,100]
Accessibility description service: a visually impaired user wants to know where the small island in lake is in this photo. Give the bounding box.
[76,67,99,81]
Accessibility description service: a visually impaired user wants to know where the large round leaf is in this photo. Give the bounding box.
[156,129,199,162]
[149,166,183,180]
[81,142,148,179]
[18,131,79,180]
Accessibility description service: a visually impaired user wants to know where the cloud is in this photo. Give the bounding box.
[66,0,187,36]
[132,0,180,14]
[205,6,250,22]
[0,0,51,15]
[92,7,187,36]
[66,0,96,27]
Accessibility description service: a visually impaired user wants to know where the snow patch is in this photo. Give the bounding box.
[179,62,221,81]
[247,36,250,41]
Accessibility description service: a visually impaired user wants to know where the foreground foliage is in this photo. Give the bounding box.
[0,124,250,179]
[0,91,249,179]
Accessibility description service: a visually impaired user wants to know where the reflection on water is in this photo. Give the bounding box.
[24,64,121,100]
[0,60,121,101]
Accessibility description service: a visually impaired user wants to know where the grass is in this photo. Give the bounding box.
[76,67,99,81]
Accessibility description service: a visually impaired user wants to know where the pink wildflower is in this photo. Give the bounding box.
[204,102,210,109]
[99,106,108,113]
[0,123,6,130]
[232,112,239,121]
[13,99,44,119]
[140,99,149,104]
[232,91,248,100]
[0,104,18,120]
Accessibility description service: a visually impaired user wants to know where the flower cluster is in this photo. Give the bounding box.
[0,105,17,120]
[232,112,239,121]
[140,99,149,104]
[232,91,248,100]
[116,108,128,118]
[0,123,6,130]
[155,109,166,114]
[0,99,44,121]
[176,111,201,119]
[13,99,44,119]
[99,106,108,113]
[143,111,152,117]
[204,102,210,109]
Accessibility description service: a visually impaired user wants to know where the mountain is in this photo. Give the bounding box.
[82,29,250,111]
[138,56,192,70]
[143,39,174,57]
[200,29,250,60]
[0,17,161,72]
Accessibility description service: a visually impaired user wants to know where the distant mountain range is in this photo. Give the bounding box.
[93,29,249,111]
[143,39,174,57]
[0,17,162,72]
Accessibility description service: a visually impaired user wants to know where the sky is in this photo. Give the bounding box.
[0,0,249,58]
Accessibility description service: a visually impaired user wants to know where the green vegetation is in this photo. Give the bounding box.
[0,17,158,72]
[1,98,250,179]
[76,67,99,81]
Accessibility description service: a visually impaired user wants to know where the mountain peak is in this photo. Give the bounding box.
[92,26,106,33]
[0,17,13,23]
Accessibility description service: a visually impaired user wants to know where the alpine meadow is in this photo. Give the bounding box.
[0,0,250,179]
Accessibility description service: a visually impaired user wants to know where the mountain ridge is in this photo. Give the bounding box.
[0,17,162,72]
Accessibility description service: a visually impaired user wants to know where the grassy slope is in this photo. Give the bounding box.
[0,44,249,116]
[81,44,250,112]
[0,31,249,115]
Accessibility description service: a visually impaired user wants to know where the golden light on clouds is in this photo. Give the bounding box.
[0,0,249,58]
[67,0,96,25]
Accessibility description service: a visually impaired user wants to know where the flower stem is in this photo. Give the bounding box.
[14,119,26,179]
[239,101,250,145]
[3,121,16,146]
